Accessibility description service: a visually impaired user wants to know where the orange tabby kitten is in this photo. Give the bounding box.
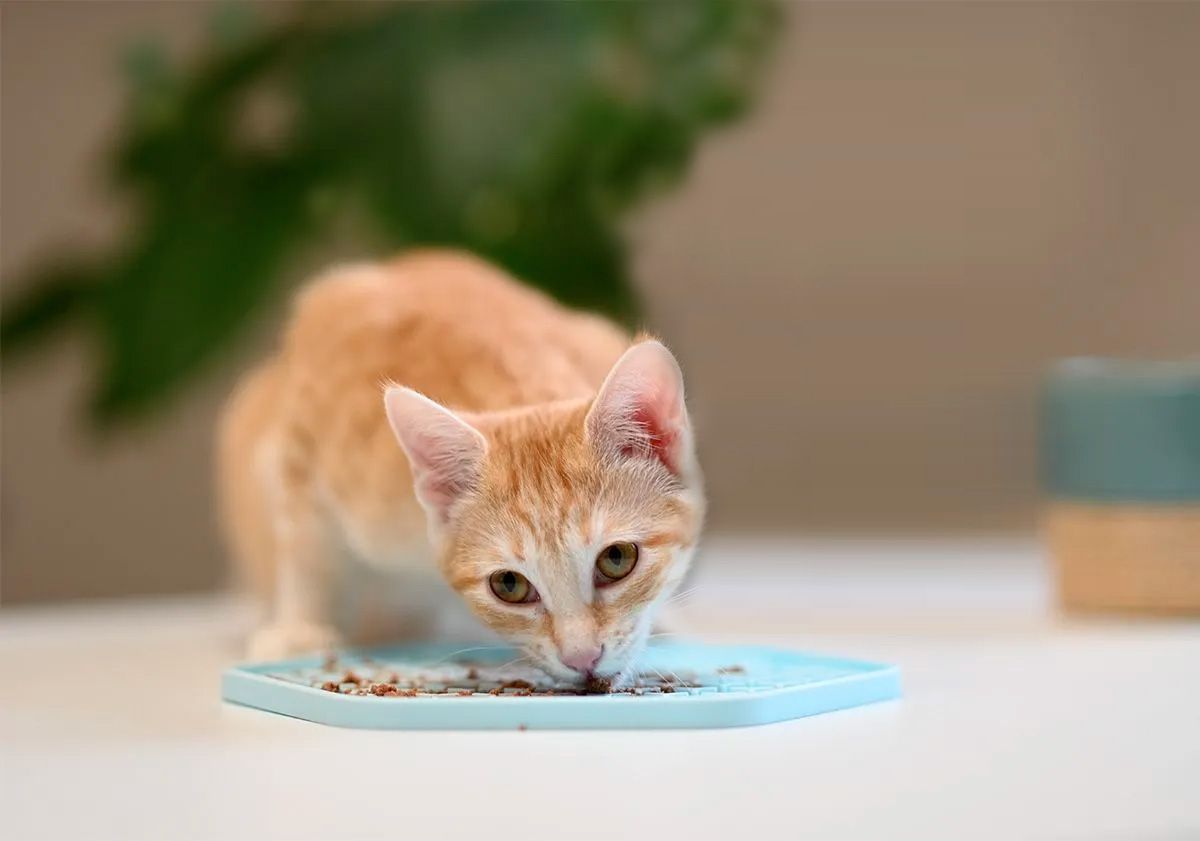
[217,251,704,685]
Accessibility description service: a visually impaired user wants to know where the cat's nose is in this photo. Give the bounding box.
[559,644,603,674]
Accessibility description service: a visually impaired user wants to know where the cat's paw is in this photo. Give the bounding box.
[247,622,342,661]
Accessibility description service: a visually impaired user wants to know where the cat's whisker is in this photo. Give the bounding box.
[429,644,511,666]
[492,654,534,673]
[651,664,690,690]
[647,665,671,686]
[666,586,701,606]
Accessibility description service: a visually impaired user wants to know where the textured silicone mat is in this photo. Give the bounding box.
[222,641,901,730]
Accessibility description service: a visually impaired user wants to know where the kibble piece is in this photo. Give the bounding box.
[585,675,613,694]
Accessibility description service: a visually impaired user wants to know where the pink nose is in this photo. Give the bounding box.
[559,645,603,674]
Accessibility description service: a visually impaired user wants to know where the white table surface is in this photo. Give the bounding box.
[2,537,1198,841]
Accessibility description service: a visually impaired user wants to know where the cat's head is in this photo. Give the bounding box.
[384,340,704,685]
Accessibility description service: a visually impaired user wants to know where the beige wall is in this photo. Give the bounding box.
[3,2,1199,602]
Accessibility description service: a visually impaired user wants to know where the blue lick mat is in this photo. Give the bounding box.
[222,641,900,730]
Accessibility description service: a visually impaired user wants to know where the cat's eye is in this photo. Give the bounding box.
[489,570,537,604]
[596,542,639,583]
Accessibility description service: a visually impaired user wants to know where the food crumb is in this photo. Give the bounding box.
[517,723,527,732]
[717,665,745,675]
[489,679,536,695]
[585,675,613,694]
[365,683,416,697]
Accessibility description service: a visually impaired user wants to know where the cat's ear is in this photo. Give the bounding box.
[384,387,487,528]
[586,340,696,478]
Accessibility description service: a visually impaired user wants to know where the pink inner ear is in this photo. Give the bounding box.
[627,402,682,474]
[405,429,486,524]
[588,341,691,476]
[413,470,470,523]
[384,387,486,526]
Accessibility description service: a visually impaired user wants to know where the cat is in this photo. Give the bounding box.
[217,250,704,686]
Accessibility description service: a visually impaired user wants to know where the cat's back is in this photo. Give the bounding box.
[283,250,629,410]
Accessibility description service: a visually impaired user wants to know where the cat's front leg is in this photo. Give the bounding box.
[247,503,343,661]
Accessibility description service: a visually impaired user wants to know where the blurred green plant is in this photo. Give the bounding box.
[1,0,778,426]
